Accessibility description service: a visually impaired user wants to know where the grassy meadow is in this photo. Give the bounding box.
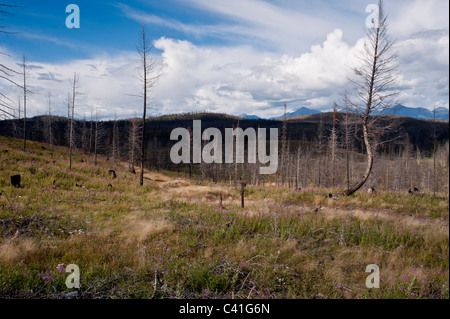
[0,135,448,299]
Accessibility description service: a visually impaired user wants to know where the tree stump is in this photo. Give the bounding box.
[241,182,246,208]
[109,170,117,179]
[11,175,21,188]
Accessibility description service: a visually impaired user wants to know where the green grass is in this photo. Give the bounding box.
[0,135,448,299]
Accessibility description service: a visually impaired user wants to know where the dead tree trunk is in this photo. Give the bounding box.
[241,181,246,208]
[69,73,79,171]
[137,26,158,186]
[344,118,374,195]
[22,54,27,152]
[341,0,398,196]
[433,107,437,196]
[94,109,98,166]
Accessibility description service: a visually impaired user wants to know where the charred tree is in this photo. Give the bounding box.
[341,0,398,196]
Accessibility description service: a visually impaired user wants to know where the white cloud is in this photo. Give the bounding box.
[119,0,362,54]
[116,3,208,36]
[153,37,274,115]
[152,29,360,118]
[0,48,145,119]
[1,1,449,120]
[3,28,360,119]
[389,0,449,38]
[393,29,449,109]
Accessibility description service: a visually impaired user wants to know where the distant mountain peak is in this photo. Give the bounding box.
[270,107,321,120]
[238,113,261,120]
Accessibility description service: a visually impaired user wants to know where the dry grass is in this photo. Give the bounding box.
[119,214,175,242]
[0,239,37,264]
[319,207,449,237]
[0,136,448,299]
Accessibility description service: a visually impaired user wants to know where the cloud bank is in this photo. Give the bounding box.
[1,0,448,119]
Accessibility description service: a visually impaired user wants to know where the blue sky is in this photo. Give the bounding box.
[0,0,449,119]
[3,0,366,61]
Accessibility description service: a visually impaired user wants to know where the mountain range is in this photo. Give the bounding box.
[376,104,449,120]
[238,114,262,120]
[238,105,449,120]
[269,107,320,120]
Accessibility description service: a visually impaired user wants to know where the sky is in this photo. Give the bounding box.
[0,0,448,120]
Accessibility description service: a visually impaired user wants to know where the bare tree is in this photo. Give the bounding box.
[0,58,19,89]
[341,0,398,196]
[137,26,158,186]
[328,107,340,187]
[280,104,288,186]
[65,92,71,147]
[0,3,20,92]
[286,141,291,188]
[89,109,93,156]
[0,3,21,121]
[0,3,18,32]
[316,114,325,187]
[94,108,101,166]
[94,112,99,165]
[295,145,301,190]
[0,86,16,120]
[17,93,20,119]
[112,114,121,162]
[234,122,239,184]
[432,106,437,196]
[8,91,21,136]
[81,115,88,154]
[21,54,29,151]
[341,101,355,190]
[69,72,80,171]
[128,117,140,173]
[46,91,53,147]
[111,115,117,161]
